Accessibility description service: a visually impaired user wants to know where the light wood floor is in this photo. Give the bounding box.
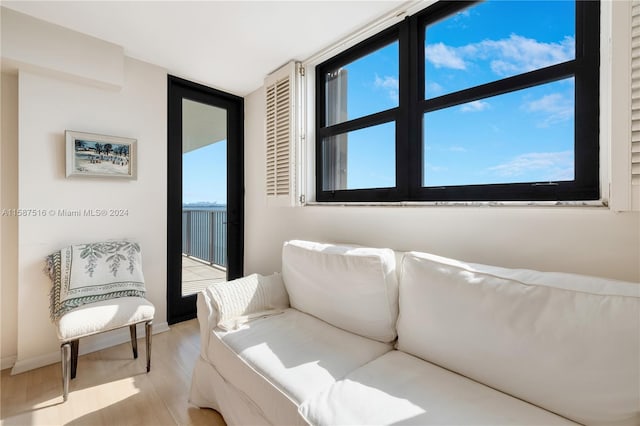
[0,320,226,426]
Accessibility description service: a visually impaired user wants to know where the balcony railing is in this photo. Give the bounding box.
[182,208,227,268]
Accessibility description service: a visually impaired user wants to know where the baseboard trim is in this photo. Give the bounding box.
[9,321,170,375]
[1,355,17,371]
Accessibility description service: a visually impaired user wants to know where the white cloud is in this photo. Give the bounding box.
[449,146,467,152]
[483,35,574,76]
[374,74,399,102]
[460,100,490,112]
[488,151,573,180]
[426,81,444,96]
[447,9,472,30]
[425,34,574,76]
[522,92,573,127]
[425,42,466,70]
[426,164,448,173]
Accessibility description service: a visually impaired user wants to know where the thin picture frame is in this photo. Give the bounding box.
[65,130,137,179]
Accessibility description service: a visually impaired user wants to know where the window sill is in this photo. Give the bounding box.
[304,200,609,208]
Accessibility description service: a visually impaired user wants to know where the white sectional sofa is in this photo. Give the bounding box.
[189,240,640,426]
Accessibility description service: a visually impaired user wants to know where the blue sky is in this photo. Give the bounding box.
[337,0,576,189]
[183,141,226,204]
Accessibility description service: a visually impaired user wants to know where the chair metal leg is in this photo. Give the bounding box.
[70,340,79,379]
[61,343,71,402]
[145,321,152,373]
[129,324,138,359]
[60,318,153,402]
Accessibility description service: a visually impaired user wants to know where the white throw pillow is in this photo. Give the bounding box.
[281,240,398,343]
[397,251,640,426]
[207,273,289,330]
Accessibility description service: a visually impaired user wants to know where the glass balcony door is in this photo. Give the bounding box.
[181,99,227,296]
[167,76,244,324]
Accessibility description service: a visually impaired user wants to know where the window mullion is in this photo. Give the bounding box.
[318,108,397,138]
[407,14,424,200]
[573,0,600,193]
[422,61,576,114]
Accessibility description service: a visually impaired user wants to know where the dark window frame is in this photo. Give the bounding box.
[315,0,600,203]
[167,75,244,324]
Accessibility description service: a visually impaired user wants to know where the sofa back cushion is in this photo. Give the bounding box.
[281,240,398,343]
[397,251,640,426]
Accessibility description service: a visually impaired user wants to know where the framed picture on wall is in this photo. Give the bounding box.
[65,130,137,179]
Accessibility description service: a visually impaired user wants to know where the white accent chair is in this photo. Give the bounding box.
[56,297,155,401]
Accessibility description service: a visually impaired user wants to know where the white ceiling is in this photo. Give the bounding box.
[2,0,406,96]
[182,98,226,153]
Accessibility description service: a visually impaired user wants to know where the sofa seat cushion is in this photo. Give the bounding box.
[397,251,640,426]
[206,308,392,423]
[281,240,399,343]
[299,350,579,426]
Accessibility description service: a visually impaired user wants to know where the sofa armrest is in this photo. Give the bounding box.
[196,273,289,360]
[196,289,218,362]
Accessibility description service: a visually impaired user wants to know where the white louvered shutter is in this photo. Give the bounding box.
[265,61,300,206]
[632,0,640,203]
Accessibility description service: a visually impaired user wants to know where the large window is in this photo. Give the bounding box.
[316,0,599,202]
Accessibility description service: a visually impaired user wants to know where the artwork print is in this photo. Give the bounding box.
[65,130,137,179]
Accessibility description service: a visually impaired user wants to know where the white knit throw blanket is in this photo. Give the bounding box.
[207,273,286,330]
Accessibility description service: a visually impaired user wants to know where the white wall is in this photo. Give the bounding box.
[244,87,640,283]
[1,7,123,89]
[1,72,19,369]
[1,9,169,373]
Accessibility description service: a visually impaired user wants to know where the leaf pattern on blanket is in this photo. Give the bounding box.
[80,244,106,277]
[79,241,141,277]
[125,242,141,274]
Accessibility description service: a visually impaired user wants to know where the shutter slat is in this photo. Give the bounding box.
[265,64,293,199]
[265,80,278,194]
[632,1,640,190]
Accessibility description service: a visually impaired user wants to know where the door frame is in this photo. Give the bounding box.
[167,75,244,324]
